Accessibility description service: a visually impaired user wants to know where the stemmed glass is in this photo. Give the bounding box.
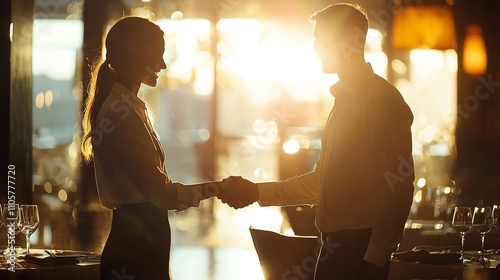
[0,204,3,230]
[0,204,3,257]
[19,204,40,255]
[0,204,3,245]
[1,204,23,256]
[452,206,473,264]
[1,204,22,235]
[492,205,500,234]
[472,207,492,267]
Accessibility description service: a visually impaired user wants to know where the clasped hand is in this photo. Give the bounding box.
[217,176,259,209]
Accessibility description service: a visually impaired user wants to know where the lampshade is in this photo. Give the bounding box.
[463,24,487,75]
[391,5,456,50]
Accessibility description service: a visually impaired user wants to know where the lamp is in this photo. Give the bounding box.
[463,24,487,75]
[391,3,456,50]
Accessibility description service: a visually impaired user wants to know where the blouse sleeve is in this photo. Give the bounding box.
[106,108,179,210]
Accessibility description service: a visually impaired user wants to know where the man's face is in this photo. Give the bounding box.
[312,23,344,74]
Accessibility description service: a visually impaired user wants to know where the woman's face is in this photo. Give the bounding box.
[137,36,167,87]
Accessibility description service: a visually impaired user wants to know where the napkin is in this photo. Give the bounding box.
[392,249,461,265]
[24,252,81,266]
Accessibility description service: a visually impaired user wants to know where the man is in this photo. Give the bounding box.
[219,3,415,279]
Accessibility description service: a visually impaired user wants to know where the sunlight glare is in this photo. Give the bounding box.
[233,206,283,233]
[417,178,426,188]
[35,92,44,109]
[445,49,458,72]
[157,19,211,91]
[414,190,422,203]
[391,59,407,75]
[199,128,210,141]
[33,19,83,80]
[68,142,78,160]
[410,49,444,69]
[44,181,53,193]
[217,19,330,103]
[366,29,384,52]
[253,119,267,134]
[253,167,270,179]
[283,139,300,154]
[171,11,183,20]
[45,90,54,107]
[58,189,68,202]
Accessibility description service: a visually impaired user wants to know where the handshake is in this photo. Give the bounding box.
[215,176,259,209]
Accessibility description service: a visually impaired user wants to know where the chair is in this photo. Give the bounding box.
[249,227,320,280]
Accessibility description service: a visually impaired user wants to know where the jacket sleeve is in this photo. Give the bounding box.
[108,108,210,210]
[172,181,224,211]
[363,90,415,267]
[257,152,323,206]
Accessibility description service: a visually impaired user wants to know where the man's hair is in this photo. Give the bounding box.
[309,3,369,43]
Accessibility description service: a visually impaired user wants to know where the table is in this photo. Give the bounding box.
[398,227,500,252]
[389,227,500,279]
[0,249,100,280]
[249,227,500,280]
[388,259,500,280]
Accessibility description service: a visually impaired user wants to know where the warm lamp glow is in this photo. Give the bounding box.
[392,5,455,50]
[463,24,487,75]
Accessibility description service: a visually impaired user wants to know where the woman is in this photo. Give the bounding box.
[80,17,222,280]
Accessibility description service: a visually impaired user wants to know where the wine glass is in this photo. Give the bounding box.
[452,206,473,264]
[0,203,3,230]
[20,204,39,255]
[1,204,22,235]
[0,204,3,257]
[472,207,492,267]
[0,204,3,246]
[492,205,499,234]
[1,204,23,256]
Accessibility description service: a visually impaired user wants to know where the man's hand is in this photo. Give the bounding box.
[218,176,259,209]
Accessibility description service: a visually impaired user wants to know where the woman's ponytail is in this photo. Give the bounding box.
[80,58,115,162]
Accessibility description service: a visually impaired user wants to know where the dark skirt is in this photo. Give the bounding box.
[100,202,172,280]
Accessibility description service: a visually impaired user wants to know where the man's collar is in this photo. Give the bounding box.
[330,62,374,98]
[338,62,373,80]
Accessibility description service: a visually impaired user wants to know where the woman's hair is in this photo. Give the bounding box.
[80,16,164,162]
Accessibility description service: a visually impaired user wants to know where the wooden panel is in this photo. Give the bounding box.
[9,0,34,204]
[0,0,11,203]
[455,0,500,204]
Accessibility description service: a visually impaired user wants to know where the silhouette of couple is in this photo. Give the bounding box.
[81,3,414,280]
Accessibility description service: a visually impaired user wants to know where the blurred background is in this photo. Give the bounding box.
[2,0,500,279]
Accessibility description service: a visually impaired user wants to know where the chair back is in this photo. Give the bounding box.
[249,227,319,280]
